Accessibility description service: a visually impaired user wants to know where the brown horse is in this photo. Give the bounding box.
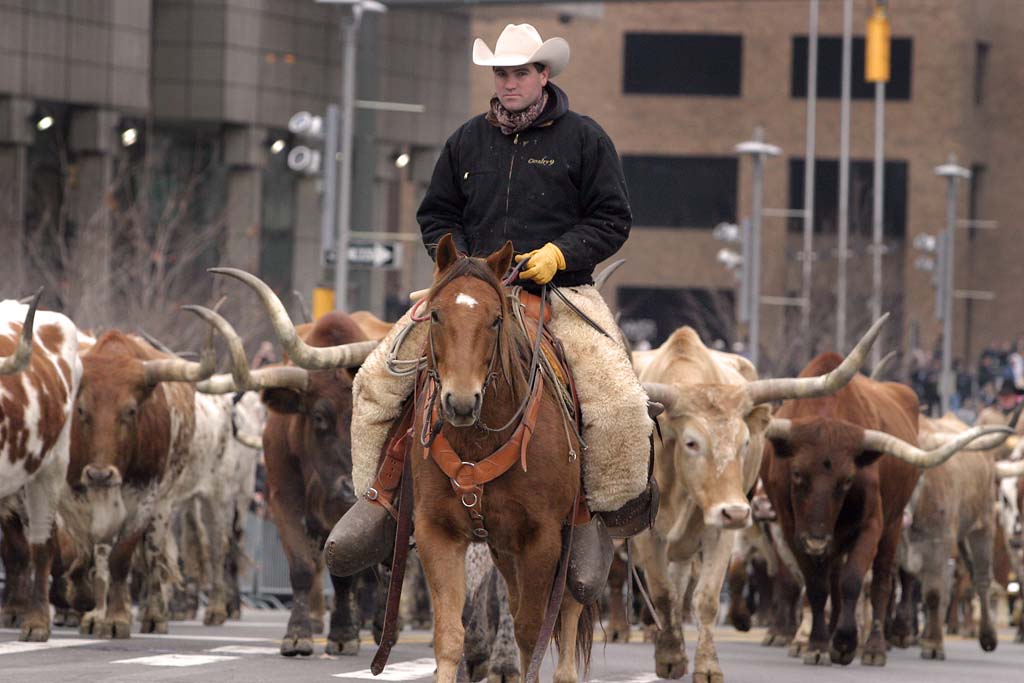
[413,234,592,683]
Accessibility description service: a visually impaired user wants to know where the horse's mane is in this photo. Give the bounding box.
[429,257,533,403]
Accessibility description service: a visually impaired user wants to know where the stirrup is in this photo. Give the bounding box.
[324,498,396,577]
[598,478,659,539]
[567,515,614,605]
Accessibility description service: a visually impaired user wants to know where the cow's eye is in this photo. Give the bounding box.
[684,438,700,453]
[792,471,805,486]
[313,412,331,433]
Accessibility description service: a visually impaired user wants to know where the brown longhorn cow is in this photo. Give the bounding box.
[187,273,379,657]
[59,325,215,638]
[762,353,1009,667]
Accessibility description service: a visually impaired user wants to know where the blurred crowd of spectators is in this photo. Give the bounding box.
[909,338,1024,418]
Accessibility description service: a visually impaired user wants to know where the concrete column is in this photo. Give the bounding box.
[291,175,323,316]
[223,125,267,272]
[0,97,33,294]
[68,108,118,327]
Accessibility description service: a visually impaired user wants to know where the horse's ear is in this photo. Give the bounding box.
[486,241,515,279]
[435,233,460,273]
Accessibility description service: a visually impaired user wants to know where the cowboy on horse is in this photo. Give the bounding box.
[326,23,655,596]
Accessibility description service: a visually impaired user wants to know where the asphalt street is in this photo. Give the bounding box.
[2,609,1023,682]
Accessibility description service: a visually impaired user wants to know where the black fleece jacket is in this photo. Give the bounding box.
[417,83,632,287]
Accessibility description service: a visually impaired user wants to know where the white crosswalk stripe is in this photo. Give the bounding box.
[112,654,240,667]
[207,645,282,655]
[334,657,437,680]
[0,638,102,656]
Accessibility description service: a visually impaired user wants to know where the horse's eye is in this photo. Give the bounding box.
[492,315,502,328]
[430,310,440,323]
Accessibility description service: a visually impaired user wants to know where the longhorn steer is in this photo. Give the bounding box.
[762,357,1009,667]
[188,272,377,656]
[892,413,1010,659]
[632,317,884,682]
[0,297,81,641]
[59,328,214,638]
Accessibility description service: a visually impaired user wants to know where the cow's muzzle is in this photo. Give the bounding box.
[706,503,752,530]
[800,533,832,557]
[82,465,122,488]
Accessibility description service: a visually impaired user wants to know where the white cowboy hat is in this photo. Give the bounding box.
[472,23,570,77]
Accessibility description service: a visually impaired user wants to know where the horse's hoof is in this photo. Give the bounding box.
[654,656,687,679]
[280,636,314,657]
[325,638,360,656]
[802,649,831,666]
[861,650,887,666]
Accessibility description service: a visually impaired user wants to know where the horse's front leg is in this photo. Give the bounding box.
[417,521,469,683]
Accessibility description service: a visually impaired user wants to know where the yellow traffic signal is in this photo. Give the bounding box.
[866,4,891,83]
[312,287,335,321]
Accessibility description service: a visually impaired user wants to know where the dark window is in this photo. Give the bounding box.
[968,164,986,242]
[787,158,908,239]
[624,33,742,96]
[622,155,738,228]
[974,42,990,105]
[617,287,735,348]
[792,36,912,100]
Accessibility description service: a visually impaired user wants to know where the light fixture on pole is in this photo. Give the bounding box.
[934,155,970,415]
[317,0,388,313]
[735,128,781,368]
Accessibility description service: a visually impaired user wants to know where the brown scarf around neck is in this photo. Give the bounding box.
[486,90,549,136]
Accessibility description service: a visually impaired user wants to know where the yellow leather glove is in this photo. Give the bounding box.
[514,243,566,285]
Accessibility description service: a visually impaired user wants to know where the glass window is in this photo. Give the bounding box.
[624,33,743,96]
[622,155,738,228]
[617,286,736,348]
[787,158,908,239]
[792,36,913,100]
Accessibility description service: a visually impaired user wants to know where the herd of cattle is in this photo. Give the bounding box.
[1,264,1024,683]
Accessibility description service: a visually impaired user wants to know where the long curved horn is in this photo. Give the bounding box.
[996,459,1024,479]
[234,431,264,450]
[746,314,889,407]
[184,305,309,392]
[918,429,1012,452]
[870,351,898,380]
[642,382,681,413]
[766,418,792,440]
[211,267,378,370]
[594,259,626,292]
[141,309,217,385]
[861,425,1014,468]
[0,288,42,375]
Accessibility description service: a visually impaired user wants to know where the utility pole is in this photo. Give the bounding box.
[935,156,971,415]
[735,128,781,368]
[800,0,820,361]
[836,0,853,351]
[867,1,891,370]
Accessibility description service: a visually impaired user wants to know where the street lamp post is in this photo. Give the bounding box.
[735,128,781,368]
[836,0,853,352]
[319,0,387,312]
[934,155,970,415]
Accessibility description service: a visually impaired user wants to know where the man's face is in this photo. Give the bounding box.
[493,65,548,112]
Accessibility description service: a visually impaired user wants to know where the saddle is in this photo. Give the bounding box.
[365,289,589,539]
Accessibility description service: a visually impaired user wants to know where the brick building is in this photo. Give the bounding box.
[470,1,1024,376]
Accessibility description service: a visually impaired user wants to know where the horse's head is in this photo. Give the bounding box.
[426,234,515,427]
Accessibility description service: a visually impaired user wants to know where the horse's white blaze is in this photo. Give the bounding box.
[455,293,478,308]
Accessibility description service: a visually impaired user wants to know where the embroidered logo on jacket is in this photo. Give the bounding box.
[528,157,556,167]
